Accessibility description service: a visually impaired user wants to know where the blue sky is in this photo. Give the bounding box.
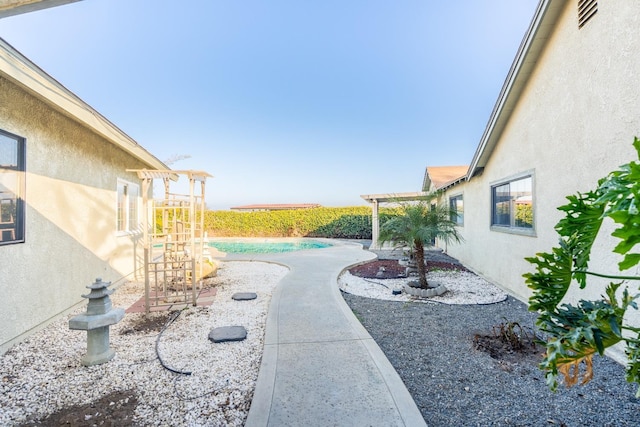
[1,0,539,209]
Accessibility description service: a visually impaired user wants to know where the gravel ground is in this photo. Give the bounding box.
[338,269,507,305]
[341,284,640,426]
[0,261,288,426]
[3,250,640,426]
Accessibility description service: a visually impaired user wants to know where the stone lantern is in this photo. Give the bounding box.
[69,278,125,366]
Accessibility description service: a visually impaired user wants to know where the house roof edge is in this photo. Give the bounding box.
[466,0,567,180]
[0,37,169,171]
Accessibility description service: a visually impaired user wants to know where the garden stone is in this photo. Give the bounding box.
[209,326,247,343]
[232,292,257,301]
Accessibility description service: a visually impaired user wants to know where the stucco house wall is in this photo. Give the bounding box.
[0,41,167,354]
[438,1,640,362]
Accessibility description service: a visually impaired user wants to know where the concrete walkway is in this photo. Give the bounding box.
[222,239,426,427]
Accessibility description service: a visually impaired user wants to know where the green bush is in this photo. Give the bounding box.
[204,206,401,238]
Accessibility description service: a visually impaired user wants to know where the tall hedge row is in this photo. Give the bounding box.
[204,206,401,238]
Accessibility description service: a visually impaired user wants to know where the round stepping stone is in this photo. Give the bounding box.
[232,292,257,301]
[209,326,247,343]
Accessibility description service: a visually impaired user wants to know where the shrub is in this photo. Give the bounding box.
[203,206,401,238]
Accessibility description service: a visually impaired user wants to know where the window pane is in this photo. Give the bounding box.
[117,180,140,233]
[128,184,138,231]
[491,176,534,230]
[449,195,463,225]
[117,182,126,232]
[0,175,17,226]
[492,183,511,226]
[513,177,533,228]
[0,134,17,168]
[0,131,24,244]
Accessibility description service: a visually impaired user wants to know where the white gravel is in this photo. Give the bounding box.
[1,259,507,426]
[338,269,508,305]
[0,261,288,426]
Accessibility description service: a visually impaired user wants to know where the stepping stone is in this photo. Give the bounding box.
[208,326,247,343]
[232,292,257,301]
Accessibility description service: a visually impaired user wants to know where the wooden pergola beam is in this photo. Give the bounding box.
[360,192,430,249]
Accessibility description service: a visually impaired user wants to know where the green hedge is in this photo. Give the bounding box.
[204,206,401,238]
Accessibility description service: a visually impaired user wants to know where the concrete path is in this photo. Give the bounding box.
[222,239,426,427]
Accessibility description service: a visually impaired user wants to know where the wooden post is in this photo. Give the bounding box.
[371,198,379,250]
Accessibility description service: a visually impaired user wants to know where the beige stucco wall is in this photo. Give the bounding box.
[0,75,149,353]
[440,1,640,362]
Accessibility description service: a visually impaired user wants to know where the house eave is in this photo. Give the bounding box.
[436,176,466,192]
[0,37,169,171]
[0,0,81,18]
[466,0,567,180]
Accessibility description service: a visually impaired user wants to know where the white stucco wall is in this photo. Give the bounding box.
[440,2,640,361]
[0,75,149,353]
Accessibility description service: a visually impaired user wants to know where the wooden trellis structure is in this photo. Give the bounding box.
[129,169,212,312]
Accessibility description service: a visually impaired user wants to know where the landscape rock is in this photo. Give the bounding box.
[208,326,247,343]
[232,292,258,301]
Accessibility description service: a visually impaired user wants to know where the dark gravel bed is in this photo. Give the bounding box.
[341,292,640,426]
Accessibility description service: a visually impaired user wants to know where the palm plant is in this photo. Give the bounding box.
[378,199,462,289]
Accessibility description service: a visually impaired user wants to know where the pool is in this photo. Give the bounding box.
[208,239,332,254]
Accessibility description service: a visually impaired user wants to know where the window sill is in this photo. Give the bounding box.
[490,225,536,237]
[0,238,25,246]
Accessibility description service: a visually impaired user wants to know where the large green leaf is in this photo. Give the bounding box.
[524,138,640,395]
[525,190,605,314]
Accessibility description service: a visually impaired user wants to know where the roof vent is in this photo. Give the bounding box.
[578,0,597,28]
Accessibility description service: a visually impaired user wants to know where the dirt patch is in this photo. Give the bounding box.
[349,259,468,279]
[473,320,543,368]
[473,334,542,365]
[21,390,138,426]
[120,312,172,335]
[349,260,407,279]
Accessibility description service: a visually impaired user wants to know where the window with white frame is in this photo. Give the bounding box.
[449,194,463,225]
[117,179,140,233]
[491,175,534,231]
[0,130,25,245]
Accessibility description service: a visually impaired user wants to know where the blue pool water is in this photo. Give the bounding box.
[208,239,332,254]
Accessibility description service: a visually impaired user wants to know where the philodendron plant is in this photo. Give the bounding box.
[524,137,640,396]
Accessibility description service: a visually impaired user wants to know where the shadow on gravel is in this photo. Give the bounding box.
[342,292,640,426]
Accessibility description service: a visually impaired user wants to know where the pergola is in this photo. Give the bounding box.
[360,192,430,250]
[129,169,212,311]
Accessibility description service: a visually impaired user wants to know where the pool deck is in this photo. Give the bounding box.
[218,239,426,427]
